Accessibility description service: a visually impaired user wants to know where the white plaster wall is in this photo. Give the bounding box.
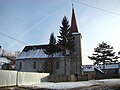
[18,72,49,85]
[0,70,49,87]
[0,70,17,87]
[16,59,45,72]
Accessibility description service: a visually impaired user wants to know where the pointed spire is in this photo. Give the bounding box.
[70,4,79,33]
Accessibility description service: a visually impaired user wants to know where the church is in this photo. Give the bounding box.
[16,7,82,77]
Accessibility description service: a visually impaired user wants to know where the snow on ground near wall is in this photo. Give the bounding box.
[21,79,120,89]
[96,79,120,85]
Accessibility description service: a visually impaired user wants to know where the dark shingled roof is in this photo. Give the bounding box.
[70,7,79,33]
[23,44,49,52]
[22,44,66,52]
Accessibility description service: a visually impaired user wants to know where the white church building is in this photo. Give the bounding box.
[16,7,83,75]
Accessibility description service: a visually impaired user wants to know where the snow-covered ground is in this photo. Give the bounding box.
[21,79,120,89]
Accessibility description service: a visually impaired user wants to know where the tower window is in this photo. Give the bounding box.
[56,61,60,69]
[33,61,36,69]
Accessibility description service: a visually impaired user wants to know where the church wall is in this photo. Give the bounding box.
[16,57,71,75]
[53,58,71,75]
[16,59,45,72]
[54,60,65,75]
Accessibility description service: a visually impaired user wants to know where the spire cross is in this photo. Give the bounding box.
[72,4,74,9]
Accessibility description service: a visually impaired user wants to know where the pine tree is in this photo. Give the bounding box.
[57,16,75,54]
[88,41,118,72]
[43,33,57,56]
[43,33,57,74]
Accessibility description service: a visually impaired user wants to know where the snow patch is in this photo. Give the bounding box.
[22,79,120,89]
[0,57,11,68]
[17,49,64,59]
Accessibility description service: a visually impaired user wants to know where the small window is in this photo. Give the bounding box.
[56,61,60,69]
[33,62,36,69]
[19,62,22,70]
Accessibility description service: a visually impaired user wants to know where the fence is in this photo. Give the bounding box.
[0,70,49,87]
[0,70,17,87]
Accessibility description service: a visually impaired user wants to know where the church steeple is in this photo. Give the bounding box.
[70,4,79,33]
[70,5,82,75]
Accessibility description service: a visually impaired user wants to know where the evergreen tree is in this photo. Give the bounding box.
[57,16,75,54]
[43,33,57,74]
[88,41,118,72]
[43,33,57,56]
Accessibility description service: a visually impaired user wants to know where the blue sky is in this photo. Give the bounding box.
[0,0,120,65]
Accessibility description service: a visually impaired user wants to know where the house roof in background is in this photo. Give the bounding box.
[83,63,119,72]
[0,57,11,68]
[0,57,11,64]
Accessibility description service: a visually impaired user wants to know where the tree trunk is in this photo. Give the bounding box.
[103,61,105,73]
[64,59,66,75]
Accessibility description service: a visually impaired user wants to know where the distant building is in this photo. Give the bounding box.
[0,57,11,69]
[16,7,82,75]
[83,63,120,79]
[0,46,20,70]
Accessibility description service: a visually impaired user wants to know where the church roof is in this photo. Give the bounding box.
[70,6,79,33]
[16,45,65,59]
[22,45,49,52]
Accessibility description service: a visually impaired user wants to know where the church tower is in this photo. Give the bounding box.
[70,5,82,75]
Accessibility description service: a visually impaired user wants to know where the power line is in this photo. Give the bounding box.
[0,31,28,45]
[4,1,68,49]
[0,2,68,50]
[0,1,70,49]
[7,10,61,48]
[19,1,67,38]
[72,0,120,16]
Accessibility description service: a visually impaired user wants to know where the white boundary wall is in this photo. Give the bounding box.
[119,68,120,75]
[0,70,17,87]
[0,70,49,87]
[18,72,49,85]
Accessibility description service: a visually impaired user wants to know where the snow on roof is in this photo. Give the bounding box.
[0,57,11,68]
[0,57,11,64]
[82,65,95,72]
[98,63,119,69]
[16,48,64,59]
[72,32,80,35]
[83,63,119,72]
